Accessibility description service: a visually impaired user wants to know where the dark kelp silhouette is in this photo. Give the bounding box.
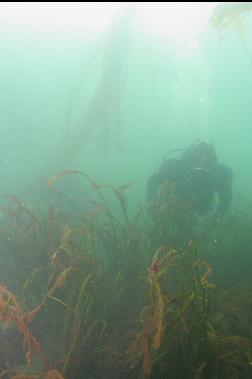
[51,7,134,173]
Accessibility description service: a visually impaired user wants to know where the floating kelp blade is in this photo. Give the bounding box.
[209,2,252,66]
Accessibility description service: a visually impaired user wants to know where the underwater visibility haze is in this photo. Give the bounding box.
[0,2,252,378]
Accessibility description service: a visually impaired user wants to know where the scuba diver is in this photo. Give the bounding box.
[147,140,233,222]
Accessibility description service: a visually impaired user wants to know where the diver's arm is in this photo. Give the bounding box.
[216,165,233,218]
[147,159,180,216]
[146,173,162,217]
[147,159,179,203]
[217,183,232,217]
[147,173,162,205]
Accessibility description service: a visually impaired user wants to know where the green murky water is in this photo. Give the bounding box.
[0,3,252,378]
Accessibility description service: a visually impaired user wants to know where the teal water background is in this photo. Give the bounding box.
[0,2,252,214]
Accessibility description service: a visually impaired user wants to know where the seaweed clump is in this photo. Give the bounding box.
[0,171,251,378]
[128,241,252,378]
